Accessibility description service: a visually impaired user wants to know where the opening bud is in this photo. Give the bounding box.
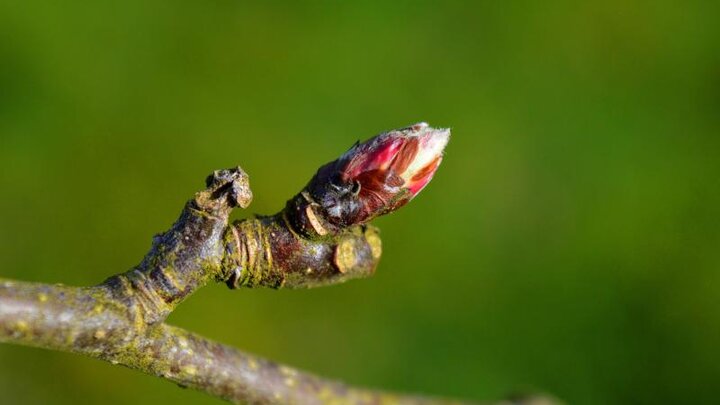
[297,123,450,231]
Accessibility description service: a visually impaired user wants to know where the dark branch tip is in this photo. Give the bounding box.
[204,167,253,209]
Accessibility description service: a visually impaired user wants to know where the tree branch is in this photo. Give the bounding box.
[0,278,459,404]
[0,124,556,404]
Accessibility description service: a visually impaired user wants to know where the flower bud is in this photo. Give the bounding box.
[296,123,449,232]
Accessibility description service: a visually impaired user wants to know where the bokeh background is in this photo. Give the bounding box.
[1,1,719,404]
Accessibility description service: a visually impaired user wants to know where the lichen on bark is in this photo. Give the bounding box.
[0,124,557,405]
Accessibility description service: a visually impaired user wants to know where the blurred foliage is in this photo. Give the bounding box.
[1,1,719,404]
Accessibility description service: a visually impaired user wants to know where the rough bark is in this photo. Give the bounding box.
[0,279,458,405]
[0,126,558,405]
[0,167,454,404]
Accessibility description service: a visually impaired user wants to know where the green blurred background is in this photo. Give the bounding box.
[1,1,719,404]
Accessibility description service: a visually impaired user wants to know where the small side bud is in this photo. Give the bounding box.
[205,167,253,209]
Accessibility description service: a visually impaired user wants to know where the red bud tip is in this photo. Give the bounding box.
[301,123,450,229]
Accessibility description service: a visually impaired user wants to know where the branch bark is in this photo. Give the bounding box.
[0,278,456,404]
[0,124,557,405]
[0,164,454,405]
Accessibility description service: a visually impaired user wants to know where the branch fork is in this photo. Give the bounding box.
[0,124,551,404]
